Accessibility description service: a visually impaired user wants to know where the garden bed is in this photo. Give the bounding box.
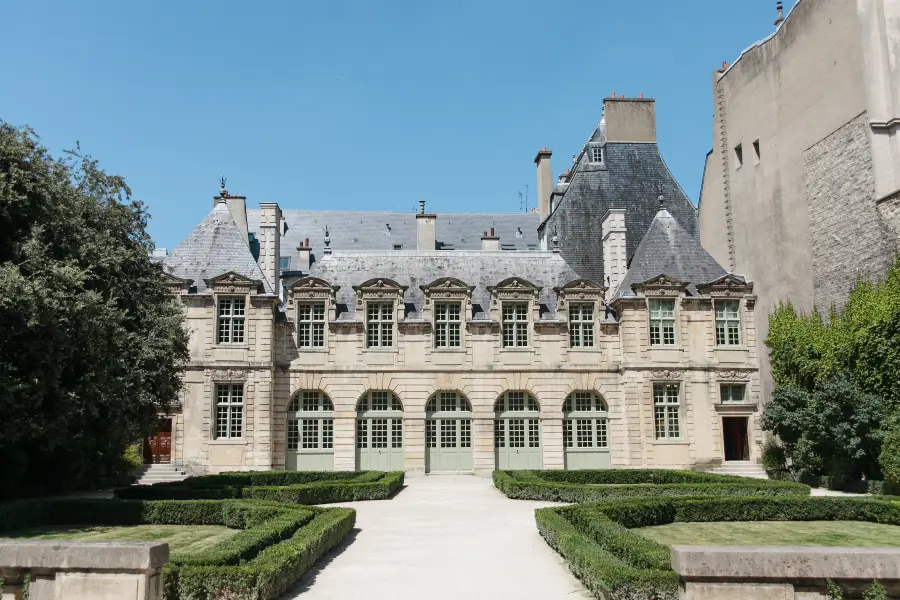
[536,495,900,600]
[0,497,355,600]
[115,469,405,504]
[494,469,809,502]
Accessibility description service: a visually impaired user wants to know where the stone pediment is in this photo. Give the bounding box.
[288,277,339,301]
[696,274,753,297]
[554,278,606,304]
[420,277,475,306]
[161,271,193,294]
[631,274,689,297]
[487,277,541,295]
[203,271,260,293]
[352,278,408,307]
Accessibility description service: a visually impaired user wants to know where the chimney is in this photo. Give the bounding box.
[416,200,436,250]
[258,202,282,298]
[297,238,311,272]
[774,1,785,26]
[213,189,249,248]
[603,96,656,143]
[481,228,500,251]
[534,148,553,222]
[601,209,627,293]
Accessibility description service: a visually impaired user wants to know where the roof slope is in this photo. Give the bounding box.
[164,202,273,294]
[293,251,578,321]
[614,208,727,298]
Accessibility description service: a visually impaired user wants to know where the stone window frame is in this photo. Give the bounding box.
[287,277,340,353]
[719,383,747,404]
[652,380,682,440]
[204,272,259,348]
[714,299,742,346]
[696,274,755,348]
[352,278,408,352]
[554,279,606,350]
[632,275,688,348]
[286,390,334,452]
[420,277,474,352]
[487,277,541,351]
[214,382,245,440]
[562,391,609,450]
[589,144,604,164]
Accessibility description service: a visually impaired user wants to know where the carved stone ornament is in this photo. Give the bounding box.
[632,274,689,298]
[487,277,541,302]
[716,369,753,380]
[420,278,474,307]
[650,369,684,379]
[288,277,339,302]
[211,369,247,381]
[353,278,408,307]
[553,278,606,307]
[205,271,257,294]
[696,274,753,298]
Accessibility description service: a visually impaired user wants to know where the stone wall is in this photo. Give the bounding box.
[804,112,895,311]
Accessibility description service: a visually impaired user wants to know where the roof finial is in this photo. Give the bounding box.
[657,182,665,209]
[323,224,332,255]
[774,2,785,26]
[219,175,228,197]
[551,226,560,253]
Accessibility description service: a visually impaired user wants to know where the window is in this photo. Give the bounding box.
[286,391,334,452]
[215,384,244,439]
[392,244,403,250]
[734,143,743,168]
[720,384,746,403]
[279,256,291,270]
[752,139,761,164]
[653,383,680,439]
[297,303,326,348]
[590,146,603,163]
[569,303,595,347]
[715,300,741,345]
[434,302,462,348]
[366,302,394,348]
[502,302,529,348]
[649,299,676,346]
[216,297,245,344]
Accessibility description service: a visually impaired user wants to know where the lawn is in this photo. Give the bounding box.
[635,520,900,547]
[1,524,240,555]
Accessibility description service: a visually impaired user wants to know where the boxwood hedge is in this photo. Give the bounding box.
[494,469,809,501]
[115,470,404,504]
[537,495,900,600]
[0,497,355,600]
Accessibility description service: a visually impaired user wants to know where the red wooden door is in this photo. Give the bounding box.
[145,419,172,464]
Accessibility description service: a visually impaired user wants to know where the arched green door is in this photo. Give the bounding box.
[356,391,405,471]
[494,391,542,470]
[425,391,473,474]
[286,391,334,470]
[563,391,611,469]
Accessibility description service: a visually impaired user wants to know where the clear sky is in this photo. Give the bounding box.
[2,1,795,251]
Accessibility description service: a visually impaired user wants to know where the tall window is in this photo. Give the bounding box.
[562,391,608,450]
[217,297,245,344]
[287,391,334,452]
[297,303,326,348]
[649,299,676,346]
[569,303,595,347]
[715,300,742,346]
[653,383,680,439]
[720,384,746,404]
[434,302,462,348]
[366,302,394,348]
[215,384,244,439]
[502,303,529,348]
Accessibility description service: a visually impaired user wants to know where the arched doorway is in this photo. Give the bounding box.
[494,391,542,469]
[425,391,473,474]
[286,391,334,471]
[563,391,610,469]
[356,390,405,471]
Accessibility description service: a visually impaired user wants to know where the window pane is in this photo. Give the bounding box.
[372,419,388,448]
[441,419,456,448]
[426,419,436,448]
[494,419,504,448]
[576,419,593,448]
[322,419,333,449]
[301,419,319,449]
[287,419,299,450]
[597,419,608,448]
[528,419,540,448]
[509,419,525,448]
[356,420,367,448]
[563,420,573,448]
[392,418,403,448]
[460,419,471,448]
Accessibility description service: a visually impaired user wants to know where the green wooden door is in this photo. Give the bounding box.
[355,391,405,471]
[286,391,335,471]
[425,392,474,473]
[562,391,611,470]
[494,391,542,470]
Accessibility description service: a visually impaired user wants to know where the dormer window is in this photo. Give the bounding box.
[279,257,291,270]
[590,146,604,164]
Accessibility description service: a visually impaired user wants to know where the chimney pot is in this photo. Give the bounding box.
[419,200,425,214]
[490,227,495,236]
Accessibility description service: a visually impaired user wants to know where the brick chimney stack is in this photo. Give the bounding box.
[534,148,553,222]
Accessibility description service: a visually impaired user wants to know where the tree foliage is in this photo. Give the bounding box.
[0,122,188,497]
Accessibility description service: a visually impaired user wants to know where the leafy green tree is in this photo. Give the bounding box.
[0,122,188,497]
[879,422,900,490]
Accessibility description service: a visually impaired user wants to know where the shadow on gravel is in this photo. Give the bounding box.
[278,528,361,598]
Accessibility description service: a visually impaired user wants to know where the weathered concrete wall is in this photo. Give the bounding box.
[805,112,895,310]
[0,540,168,600]
[604,98,657,143]
[672,545,900,599]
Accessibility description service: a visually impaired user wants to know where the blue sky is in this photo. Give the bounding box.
[2,1,794,251]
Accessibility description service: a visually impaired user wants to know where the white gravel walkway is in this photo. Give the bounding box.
[280,474,591,600]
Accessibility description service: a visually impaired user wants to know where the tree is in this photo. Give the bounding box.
[0,122,188,497]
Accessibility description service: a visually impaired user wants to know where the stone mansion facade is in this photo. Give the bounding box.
[156,97,762,475]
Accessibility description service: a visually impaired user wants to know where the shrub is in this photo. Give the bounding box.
[879,425,900,490]
[761,438,788,476]
[493,469,809,502]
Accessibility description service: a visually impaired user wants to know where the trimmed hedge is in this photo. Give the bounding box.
[537,495,900,600]
[494,469,810,502]
[0,497,356,600]
[115,470,405,504]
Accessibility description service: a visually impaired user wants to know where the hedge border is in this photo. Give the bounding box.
[494,469,810,502]
[0,498,355,600]
[538,495,900,600]
[115,470,405,504]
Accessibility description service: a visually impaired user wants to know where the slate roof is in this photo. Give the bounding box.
[613,208,728,299]
[540,135,699,285]
[163,202,274,294]
[246,210,541,268]
[288,251,579,321]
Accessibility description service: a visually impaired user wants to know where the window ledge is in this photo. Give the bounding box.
[296,347,329,353]
[652,439,689,445]
[363,348,398,353]
[215,344,250,350]
[568,346,600,352]
[208,439,247,445]
[500,347,532,352]
[432,347,466,353]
